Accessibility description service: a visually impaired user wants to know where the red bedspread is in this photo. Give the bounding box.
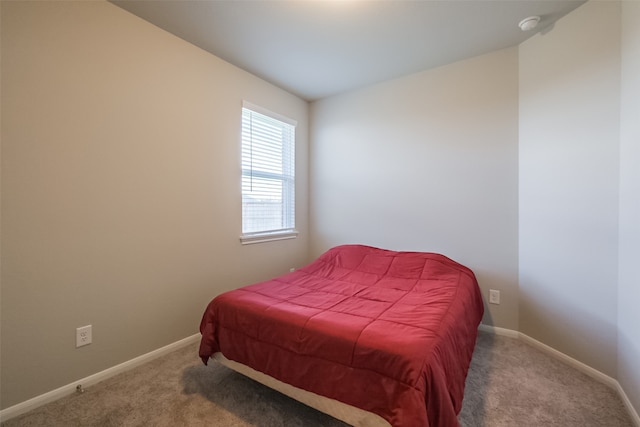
[199,245,484,427]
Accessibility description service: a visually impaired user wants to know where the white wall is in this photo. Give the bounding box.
[311,2,640,414]
[518,1,621,377]
[310,48,519,330]
[0,1,308,409]
[619,0,640,415]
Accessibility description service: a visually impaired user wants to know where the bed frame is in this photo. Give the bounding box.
[213,352,391,427]
[200,245,484,426]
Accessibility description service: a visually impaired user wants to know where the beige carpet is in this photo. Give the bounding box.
[1,331,634,426]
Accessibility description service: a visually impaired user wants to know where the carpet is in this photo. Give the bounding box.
[1,331,634,426]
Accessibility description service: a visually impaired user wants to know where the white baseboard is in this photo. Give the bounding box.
[479,324,640,427]
[0,333,200,422]
[3,328,639,427]
[617,382,640,427]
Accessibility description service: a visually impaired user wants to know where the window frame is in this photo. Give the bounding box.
[239,101,298,245]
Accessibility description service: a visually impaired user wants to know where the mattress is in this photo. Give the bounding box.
[199,244,484,427]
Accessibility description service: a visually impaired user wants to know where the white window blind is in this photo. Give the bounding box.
[241,102,297,243]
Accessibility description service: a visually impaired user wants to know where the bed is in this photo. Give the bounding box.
[199,244,484,427]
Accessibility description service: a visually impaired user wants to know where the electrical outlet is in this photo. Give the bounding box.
[489,289,501,305]
[76,325,92,348]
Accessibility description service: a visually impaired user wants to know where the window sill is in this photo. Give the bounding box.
[240,230,299,245]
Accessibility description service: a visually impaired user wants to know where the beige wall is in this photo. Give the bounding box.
[310,48,520,330]
[3,0,640,420]
[1,1,308,409]
[518,1,621,377]
[619,0,640,415]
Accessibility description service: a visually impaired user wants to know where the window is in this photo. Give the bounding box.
[240,102,297,244]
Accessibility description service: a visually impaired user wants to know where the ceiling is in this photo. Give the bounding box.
[111,0,585,101]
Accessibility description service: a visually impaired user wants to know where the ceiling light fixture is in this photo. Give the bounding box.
[518,16,540,31]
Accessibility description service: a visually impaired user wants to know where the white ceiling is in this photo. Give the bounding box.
[111,0,585,101]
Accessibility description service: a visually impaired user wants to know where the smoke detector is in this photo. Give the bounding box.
[519,16,540,31]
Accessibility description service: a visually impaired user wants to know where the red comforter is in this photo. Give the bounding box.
[199,245,484,427]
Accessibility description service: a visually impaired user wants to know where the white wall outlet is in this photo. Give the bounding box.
[76,325,92,348]
[489,289,501,305]
[289,267,296,272]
